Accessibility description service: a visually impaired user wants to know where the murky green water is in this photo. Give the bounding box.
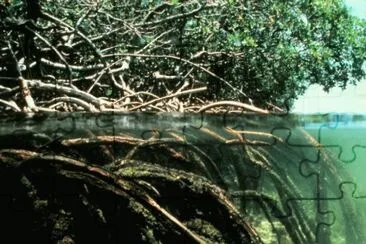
[0,112,365,243]
[305,125,366,194]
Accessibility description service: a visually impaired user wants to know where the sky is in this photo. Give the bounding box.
[292,0,366,114]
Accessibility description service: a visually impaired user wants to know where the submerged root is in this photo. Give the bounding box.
[0,149,261,243]
[0,116,364,243]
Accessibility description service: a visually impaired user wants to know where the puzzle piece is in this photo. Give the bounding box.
[1,0,365,242]
[1,111,365,244]
[316,182,366,243]
[292,114,366,243]
[317,119,366,163]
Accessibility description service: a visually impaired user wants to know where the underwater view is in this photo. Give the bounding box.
[0,112,364,243]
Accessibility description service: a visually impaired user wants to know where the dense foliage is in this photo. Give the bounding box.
[0,0,365,111]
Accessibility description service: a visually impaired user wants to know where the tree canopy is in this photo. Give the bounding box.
[0,0,365,112]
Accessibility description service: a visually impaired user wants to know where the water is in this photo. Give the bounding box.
[0,112,365,243]
[305,124,366,195]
